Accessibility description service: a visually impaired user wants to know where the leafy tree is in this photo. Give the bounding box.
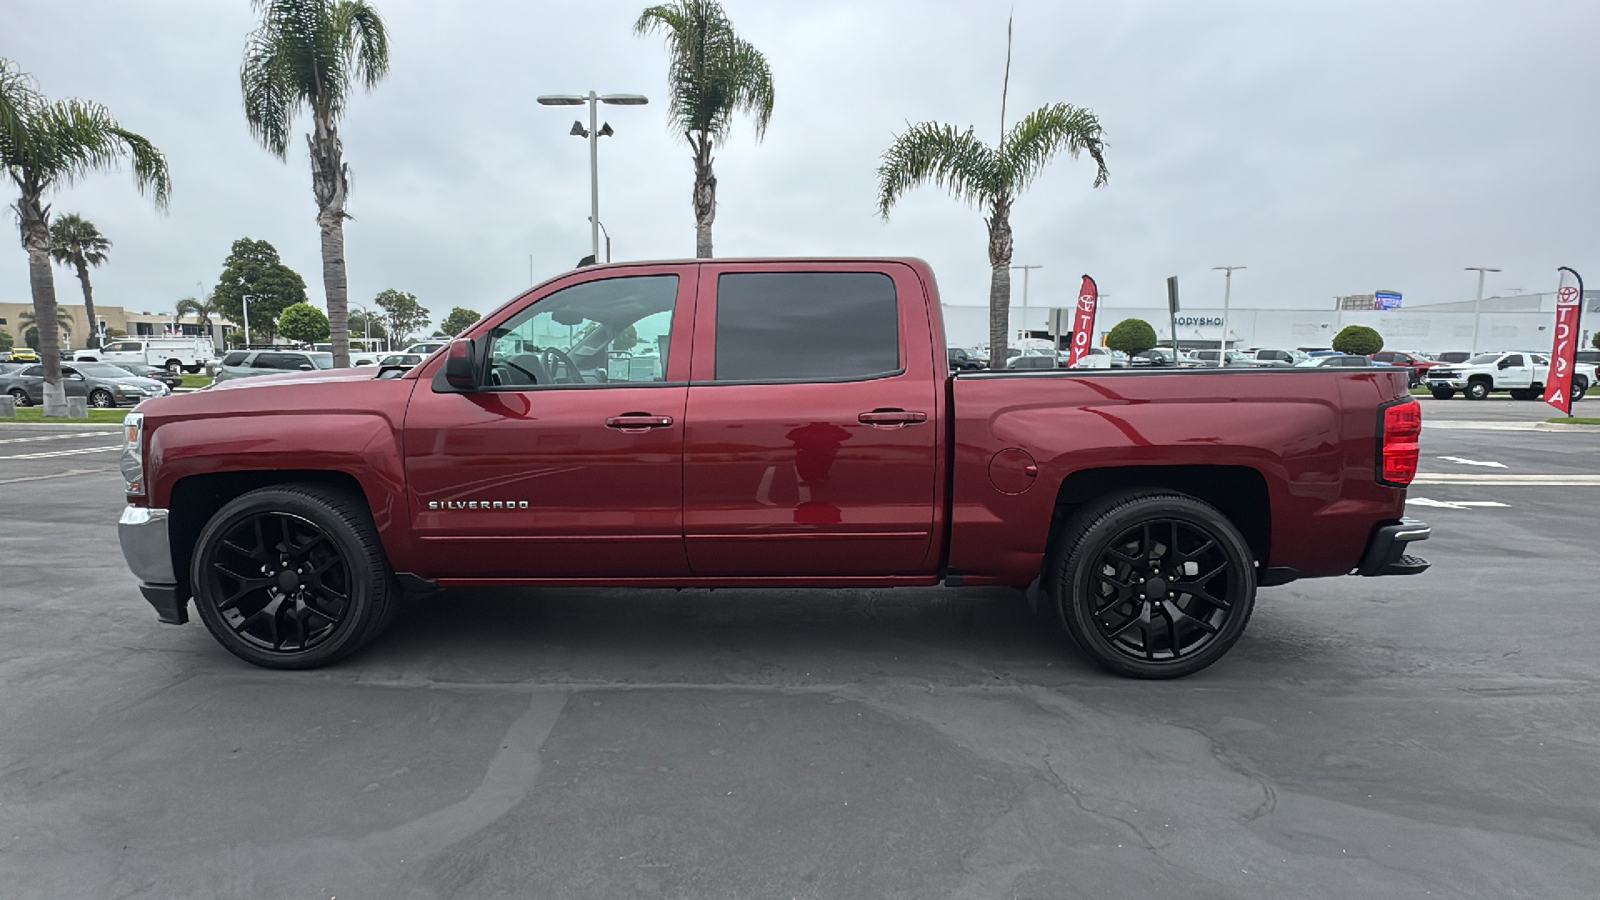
[1105,318,1158,356]
[242,0,391,367]
[349,308,387,340]
[439,306,481,336]
[1332,325,1383,355]
[374,288,428,345]
[48,213,111,348]
[212,237,309,341]
[278,302,330,344]
[635,0,773,258]
[103,326,127,340]
[0,327,12,351]
[1,58,170,414]
[876,20,1106,360]
[1592,332,1600,351]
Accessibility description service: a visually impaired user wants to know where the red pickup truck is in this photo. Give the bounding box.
[117,258,1429,678]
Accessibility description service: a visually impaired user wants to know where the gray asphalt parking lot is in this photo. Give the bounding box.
[1,399,1597,899]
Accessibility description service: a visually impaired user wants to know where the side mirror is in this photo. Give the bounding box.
[298,364,313,371]
[1497,360,1512,369]
[443,338,479,390]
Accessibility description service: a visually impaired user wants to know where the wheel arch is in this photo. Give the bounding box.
[1050,465,1272,566]
[168,470,369,600]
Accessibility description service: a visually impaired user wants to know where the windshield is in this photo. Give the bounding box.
[1466,353,1502,365]
[306,353,335,369]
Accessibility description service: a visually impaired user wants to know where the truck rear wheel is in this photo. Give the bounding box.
[190,484,397,669]
[1047,492,1256,679]
[1573,378,1589,402]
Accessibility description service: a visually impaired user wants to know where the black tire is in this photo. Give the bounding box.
[1429,387,1455,400]
[1464,380,1491,400]
[1508,389,1533,401]
[1573,378,1589,402]
[1047,491,1257,679]
[8,388,30,407]
[88,389,116,409]
[190,484,396,669]
[183,365,201,374]
[165,359,182,375]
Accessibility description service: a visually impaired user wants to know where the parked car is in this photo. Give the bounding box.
[377,353,424,372]
[1130,348,1182,367]
[111,362,184,389]
[1,361,169,407]
[1241,348,1309,367]
[947,347,986,371]
[213,350,336,383]
[117,256,1431,680]
[312,342,383,365]
[76,337,215,374]
[1191,349,1262,367]
[1294,355,1393,369]
[1435,351,1473,364]
[1008,353,1059,370]
[402,341,448,356]
[1422,351,1595,401]
[1575,349,1600,368]
[1371,350,1443,386]
[5,348,40,363]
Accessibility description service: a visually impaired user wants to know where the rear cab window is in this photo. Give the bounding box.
[709,272,900,382]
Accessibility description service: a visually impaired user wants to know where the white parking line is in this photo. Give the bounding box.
[1412,473,1600,486]
[0,430,121,445]
[0,445,120,460]
[1407,498,1512,510]
[1437,455,1507,468]
[0,467,102,486]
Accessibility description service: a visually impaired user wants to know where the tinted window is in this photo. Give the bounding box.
[714,272,899,382]
[221,351,249,366]
[280,354,311,370]
[1502,354,1525,367]
[21,365,42,377]
[1373,352,1396,362]
[252,353,286,369]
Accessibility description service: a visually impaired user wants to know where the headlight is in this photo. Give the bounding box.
[116,383,138,391]
[121,412,144,495]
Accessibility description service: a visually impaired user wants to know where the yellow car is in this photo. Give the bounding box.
[5,348,38,362]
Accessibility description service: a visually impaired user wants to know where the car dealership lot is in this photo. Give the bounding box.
[0,407,1597,900]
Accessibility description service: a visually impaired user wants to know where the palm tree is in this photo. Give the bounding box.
[634,0,773,258]
[176,294,223,343]
[241,0,390,368]
[1,59,170,414]
[49,213,112,349]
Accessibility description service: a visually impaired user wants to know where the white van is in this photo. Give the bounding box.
[77,337,215,373]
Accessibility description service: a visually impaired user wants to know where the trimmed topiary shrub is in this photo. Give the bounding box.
[1105,318,1159,356]
[1332,324,1383,355]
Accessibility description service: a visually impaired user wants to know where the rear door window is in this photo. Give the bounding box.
[252,353,285,369]
[712,272,899,382]
[221,351,249,366]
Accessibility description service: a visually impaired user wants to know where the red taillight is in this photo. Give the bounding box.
[1379,400,1421,485]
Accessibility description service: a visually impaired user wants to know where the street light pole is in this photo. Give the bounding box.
[1010,264,1043,344]
[1464,266,1500,355]
[1212,266,1246,363]
[537,91,648,263]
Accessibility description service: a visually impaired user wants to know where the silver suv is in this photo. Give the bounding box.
[213,350,335,382]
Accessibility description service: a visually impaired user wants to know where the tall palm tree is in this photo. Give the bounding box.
[634,0,773,258]
[241,0,390,369]
[176,293,223,343]
[877,105,1106,359]
[1,58,170,414]
[49,213,112,349]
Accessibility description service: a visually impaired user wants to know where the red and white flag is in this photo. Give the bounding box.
[1542,267,1584,415]
[1067,275,1099,367]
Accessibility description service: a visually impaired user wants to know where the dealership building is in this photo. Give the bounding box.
[943,289,1600,355]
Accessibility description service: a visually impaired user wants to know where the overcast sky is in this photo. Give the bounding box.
[4,0,1598,339]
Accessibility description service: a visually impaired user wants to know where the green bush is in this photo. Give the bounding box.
[1105,318,1159,355]
[1332,324,1383,355]
[1592,331,1600,350]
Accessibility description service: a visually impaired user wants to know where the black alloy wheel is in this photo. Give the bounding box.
[1465,380,1490,400]
[1049,492,1256,679]
[191,484,396,669]
[89,389,116,408]
[8,388,29,407]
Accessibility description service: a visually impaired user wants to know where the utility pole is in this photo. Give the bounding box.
[1465,266,1500,354]
[537,92,648,262]
[1212,266,1246,363]
[1010,264,1043,344]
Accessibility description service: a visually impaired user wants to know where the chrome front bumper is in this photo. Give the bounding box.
[118,506,188,624]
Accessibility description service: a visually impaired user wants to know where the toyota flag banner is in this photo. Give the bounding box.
[1542,267,1584,415]
[1067,275,1100,367]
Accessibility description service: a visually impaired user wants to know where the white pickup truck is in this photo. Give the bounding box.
[1422,350,1595,401]
[76,337,215,374]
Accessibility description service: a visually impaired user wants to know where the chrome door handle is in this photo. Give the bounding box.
[858,409,928,426]
[606,413,674,431]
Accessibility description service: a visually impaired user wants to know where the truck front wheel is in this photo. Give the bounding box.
[1465,380,1490,400]
[1047,492,1257,679]
[1429,387,1456,400]
[190,484,397,669]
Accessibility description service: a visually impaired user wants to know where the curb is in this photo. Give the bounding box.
[1534,421,1600,432]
